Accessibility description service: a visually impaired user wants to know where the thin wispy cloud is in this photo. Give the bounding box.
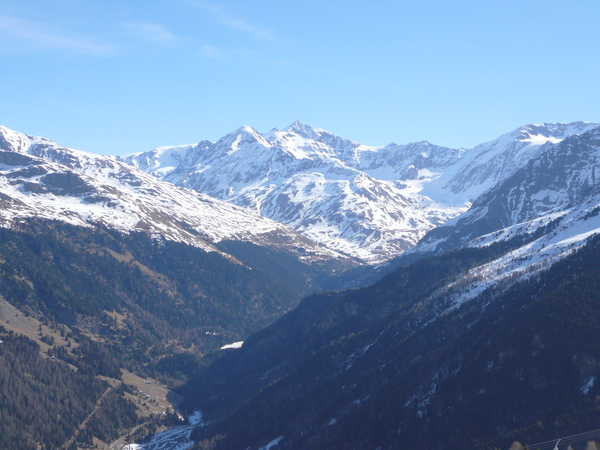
[199,44,226,59]
[182,0,274,40]
[0,15,113,55]
[196,45,256,61]
[121,22,180,44]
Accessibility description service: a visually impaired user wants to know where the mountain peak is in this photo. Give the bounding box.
[235,124,261,135]
[0,125,50,155]
[283,120,309,131]
[215,124,263,140]
[514,121,599,142]
[212,125,270,152]
[281,121,327,136]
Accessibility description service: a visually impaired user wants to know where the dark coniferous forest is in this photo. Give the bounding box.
[187,234,600,450]
[0,218,336,449]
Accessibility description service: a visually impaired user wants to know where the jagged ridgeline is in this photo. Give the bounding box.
[124,121,598,264]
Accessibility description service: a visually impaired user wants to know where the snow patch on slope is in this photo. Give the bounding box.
[439,200,600,310]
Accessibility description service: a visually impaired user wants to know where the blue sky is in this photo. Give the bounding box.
[1,0,600,155]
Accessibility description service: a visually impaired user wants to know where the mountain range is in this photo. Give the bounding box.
[0,124,354,268]
[123,121,597,264]
[2,121,600,449]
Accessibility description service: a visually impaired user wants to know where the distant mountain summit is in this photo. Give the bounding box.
[434,121,598,204]
[124,121,598,263]
[407,125,600,261]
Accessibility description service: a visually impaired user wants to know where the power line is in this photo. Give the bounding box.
[524,428,600,450]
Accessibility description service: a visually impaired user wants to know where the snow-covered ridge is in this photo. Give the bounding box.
[448,201,600,309]
[0,125,351,264]
[397,125,600,305]
[123,121,598,263]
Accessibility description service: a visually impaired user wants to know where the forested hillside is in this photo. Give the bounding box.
[187,233,600,450]
[0,217,338,448]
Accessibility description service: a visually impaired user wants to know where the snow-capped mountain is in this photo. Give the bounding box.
[399,125,600,293]
[428,121,598,205]
[0,125,351,265]
[124,121,597,263]
[124,122,459,263]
